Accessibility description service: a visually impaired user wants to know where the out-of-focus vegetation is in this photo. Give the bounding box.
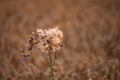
[0,0,120,80]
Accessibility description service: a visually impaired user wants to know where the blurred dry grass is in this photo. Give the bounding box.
[0,0,120,80]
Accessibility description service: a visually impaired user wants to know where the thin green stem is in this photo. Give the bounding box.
[48,50,55,80]
[53,50,57,68]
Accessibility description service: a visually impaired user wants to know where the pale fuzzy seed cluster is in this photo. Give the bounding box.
[20,27,64,59]
[36,27,63,52]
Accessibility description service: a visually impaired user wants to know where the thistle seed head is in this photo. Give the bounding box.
[20,27,64,59]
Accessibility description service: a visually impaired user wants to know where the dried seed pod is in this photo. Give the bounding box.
[20,27,64,60]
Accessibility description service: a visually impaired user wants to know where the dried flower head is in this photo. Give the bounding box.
[20,27,64,80]
[20,27,64,60]
[36,27,63,52]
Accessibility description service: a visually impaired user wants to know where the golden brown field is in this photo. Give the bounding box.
[0,0,120,80]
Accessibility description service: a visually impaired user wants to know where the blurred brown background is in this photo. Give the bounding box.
[0,0,120,80]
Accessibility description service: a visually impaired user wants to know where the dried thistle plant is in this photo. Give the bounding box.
[20,27,64,80]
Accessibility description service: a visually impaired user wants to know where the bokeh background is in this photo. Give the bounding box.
[0,0,120,80]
